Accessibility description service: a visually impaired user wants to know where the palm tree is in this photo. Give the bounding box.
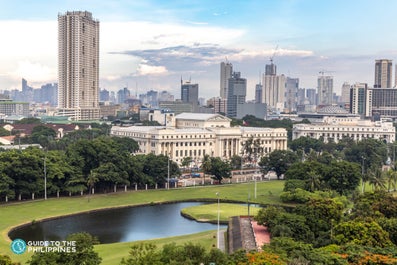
[385,168,397,192]
[306,170,321,192]
[201,154,211,185]
[367,167,387,191]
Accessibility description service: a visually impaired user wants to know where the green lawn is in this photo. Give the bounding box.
[95,230,218,264]
[181,203,261,223]
[0,181,284,264]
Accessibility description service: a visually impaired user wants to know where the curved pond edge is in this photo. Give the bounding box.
[6,198,248,243]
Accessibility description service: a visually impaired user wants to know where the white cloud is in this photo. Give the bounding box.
[135,63,168,76]
[11,60,56,83]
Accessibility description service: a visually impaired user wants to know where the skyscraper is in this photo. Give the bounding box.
[262,62,286,111]
[374,59,392,88]
[340,82,351,103]
[350,83,369,117]
[285,77,299,113]
[227,72,246,117]
[181,79,199,112]
[317,75,333,106]
[220,61,233,99]
[57,11,100,120]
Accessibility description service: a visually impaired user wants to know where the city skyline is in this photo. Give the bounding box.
[1,0,397,100]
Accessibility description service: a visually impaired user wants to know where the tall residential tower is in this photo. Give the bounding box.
[57,11,100,120]
[374,59,392,88]
[220,61,233,99]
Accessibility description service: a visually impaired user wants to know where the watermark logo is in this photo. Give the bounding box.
[10,240,76,254]
[11,239,27,254]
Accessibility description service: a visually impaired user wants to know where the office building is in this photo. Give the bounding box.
[350,83,369,117]
[181,79,199,112]
[207,97,227,114]
[227,72,246,118]
[340,82,351,103]
[285,77,299,113]
[118,87,131,104]
[317,75,333,106]
[370,88,397,118]
[57,11,100,120]
[293,116,395,144]
[255,83,262,103]
[220,61,233,99]
[374,59,392,88]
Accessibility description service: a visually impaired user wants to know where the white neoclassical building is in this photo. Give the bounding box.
[110,113,288,165]
[293,116,395,143]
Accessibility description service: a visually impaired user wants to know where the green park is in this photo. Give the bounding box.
[1,123,397,264]
[0,181,281,264]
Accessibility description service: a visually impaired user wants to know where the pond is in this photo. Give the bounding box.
[9,202,227,244]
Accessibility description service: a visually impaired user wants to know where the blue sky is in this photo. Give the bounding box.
[0,0,396,99]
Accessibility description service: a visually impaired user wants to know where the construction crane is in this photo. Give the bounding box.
[269,45,279,64]
[319,70,335,76]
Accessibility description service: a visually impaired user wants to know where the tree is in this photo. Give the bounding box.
[208,157,232,184]
[290,136,323,154]
[333,220,392,248]
[181,156,193,170]
[344,138,388,171]
[259,150,299,179]
[367,166,387,191]
[120,243,162,265]
[322,161,361,195]
[241,136,261,163]
[0,172,14,202]
[30,125,57,148]
[229,154,242,170]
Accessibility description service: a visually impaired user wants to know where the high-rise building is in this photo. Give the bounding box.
[227,72,246,118]
[181,79,199,112]
[255,83,262,103]
[317,75,333,106]
[118,87,130,104]
[265,62,276,76]
[285,77,299,113]
[350,83,369,117]
[220,61,233,99]
[262,68,286,111]
[57,11,100,120]
[340,82,351,103]
[374,59,392,88]
[207,97,227,114]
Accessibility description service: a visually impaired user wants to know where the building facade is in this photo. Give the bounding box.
[227,72,246,117]
[262,74,286,111]
[317,75,333,106]
[220,61,233,99]
[350,83,370,117]
[374,59,392,88]
[293,116,395,143]
[110,113,288,165]
[57,11,100,121]
[181,80,199,112]
[285,77,299,113]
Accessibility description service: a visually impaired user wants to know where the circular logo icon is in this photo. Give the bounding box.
[11,239,26,254]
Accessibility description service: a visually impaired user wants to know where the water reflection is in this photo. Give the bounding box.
[9,202,226,244]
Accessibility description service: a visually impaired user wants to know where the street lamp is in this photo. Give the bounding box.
[216,192,220,249]
[167,153,170,190]
[43,151,47,200]
[361,156,365,193]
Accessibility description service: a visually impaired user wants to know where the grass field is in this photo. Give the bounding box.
[181,203,262,223]
[0,180,284,264]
